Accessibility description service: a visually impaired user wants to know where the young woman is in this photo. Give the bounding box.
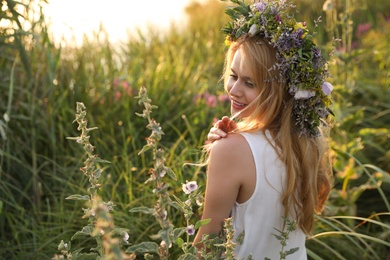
[193,1,334,259]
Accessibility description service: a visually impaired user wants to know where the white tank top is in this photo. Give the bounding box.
[231,131,307,260]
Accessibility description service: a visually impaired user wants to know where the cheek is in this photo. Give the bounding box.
[248,89,259,103]
[226,79,234,92]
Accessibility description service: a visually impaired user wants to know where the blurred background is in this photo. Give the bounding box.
[1,0,389,259]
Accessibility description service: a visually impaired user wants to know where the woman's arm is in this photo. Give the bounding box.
[193,133,252,249]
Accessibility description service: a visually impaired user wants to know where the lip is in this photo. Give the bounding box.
[231,99,247,110]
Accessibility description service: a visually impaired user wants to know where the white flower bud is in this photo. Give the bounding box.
[294,90,316,99]
[248,24,259,36]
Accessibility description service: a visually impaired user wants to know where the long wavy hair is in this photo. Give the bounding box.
[223,37,333,234]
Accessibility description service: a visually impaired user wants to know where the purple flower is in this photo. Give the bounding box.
[186,225,195,236]
[321,82,333,95]
[182,181,198,194]
[254,2,266,12]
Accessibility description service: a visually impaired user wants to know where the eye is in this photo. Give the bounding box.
[245,81,255,88]
[230,74,238,80]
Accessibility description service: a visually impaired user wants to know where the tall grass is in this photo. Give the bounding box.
[0,0,389,259]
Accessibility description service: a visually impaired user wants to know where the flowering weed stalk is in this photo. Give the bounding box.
[54,102,131,259]
[265,217,299,260]
[127,87,221,259]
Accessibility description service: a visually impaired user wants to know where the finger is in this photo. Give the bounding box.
[213,120,222,128]
[216,129,227,137]
[207,133,221,142]
[228,120,237,130]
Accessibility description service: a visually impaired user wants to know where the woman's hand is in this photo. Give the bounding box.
[207,116,237,142]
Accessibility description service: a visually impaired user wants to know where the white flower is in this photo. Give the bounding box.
[186,225,195,236]
[160,240,172,248]
[248,24,259,36]
[294,90,316,99]
[182,181,198,194]
[123,232,129,243]
[321,82,333,95]
[159,169,166,177]
[3,113,9,122]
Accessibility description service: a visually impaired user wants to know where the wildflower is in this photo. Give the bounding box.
[123,232,129,243]
[225,36,231,46]
[182,181,198,194]
[205,93,217,107]
[160,240,172,248]
[254,2,266,12]
[321,82,333,96]
[248,24,259,36]
[275,14,282,24]
[196,196,204,206]
[294,90,316,99]
[356,23,372,37]
[3,113,9,122]
[218,93,230,103]
[186,225,195,236]
[294,22,308,38]
[159,169,166,178]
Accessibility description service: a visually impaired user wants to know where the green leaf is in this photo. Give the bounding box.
[73,253,99,260]
[195,218,211,229]
[178,253,198,260]
[66,194,90,201]
[176,237,184,248]
[285,247,300,256]
[173,227,186,239]
[129,207,154,214]
[166,168,177,180]
[71,225,93,240]
[138,144,153,155]
[126,242,159,254]
[94,157,111,164]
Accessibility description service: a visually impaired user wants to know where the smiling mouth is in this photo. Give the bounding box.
[231,100,247,109]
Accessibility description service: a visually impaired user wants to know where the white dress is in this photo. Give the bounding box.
[231,131,307,260]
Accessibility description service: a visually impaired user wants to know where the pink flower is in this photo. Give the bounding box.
[218,93,230,103]
[356,23,371,38]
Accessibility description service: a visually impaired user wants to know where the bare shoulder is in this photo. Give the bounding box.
[209,133,252,164]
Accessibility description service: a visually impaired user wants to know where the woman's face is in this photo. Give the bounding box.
[226,49,260,118]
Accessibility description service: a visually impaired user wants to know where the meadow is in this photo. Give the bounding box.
[0,0,389,259]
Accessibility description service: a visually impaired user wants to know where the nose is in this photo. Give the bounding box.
[228,80,243,97]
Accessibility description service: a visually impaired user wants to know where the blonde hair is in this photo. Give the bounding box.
[223,37,333,234]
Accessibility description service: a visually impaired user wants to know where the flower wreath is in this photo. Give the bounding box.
[222,0,334,137]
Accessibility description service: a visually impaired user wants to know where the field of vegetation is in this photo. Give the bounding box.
[0,0,389,259]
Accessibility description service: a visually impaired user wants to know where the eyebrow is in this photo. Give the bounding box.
[230,68,254,82]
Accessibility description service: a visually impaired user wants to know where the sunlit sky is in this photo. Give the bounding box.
[44,0,205,45]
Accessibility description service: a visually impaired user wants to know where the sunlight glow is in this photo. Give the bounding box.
[44,0,203,45]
